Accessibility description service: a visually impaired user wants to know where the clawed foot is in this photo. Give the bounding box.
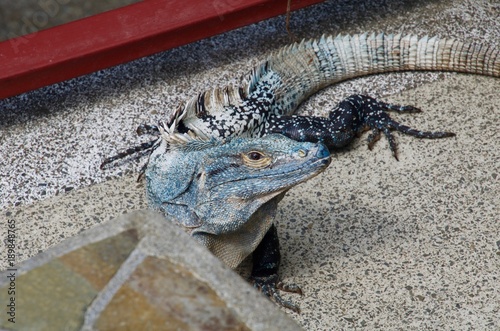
[266,94,455,160]
[337,95,456,160]
[251,274,303,313]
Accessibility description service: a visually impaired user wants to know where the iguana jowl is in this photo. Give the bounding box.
[102,33,499,312]
[146,134,331,269]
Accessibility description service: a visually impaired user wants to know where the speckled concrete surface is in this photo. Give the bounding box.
[1,0,499,210]
[0,0,499,329]
[277,75,499,329]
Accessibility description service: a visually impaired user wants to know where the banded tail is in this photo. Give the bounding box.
[101,33,499,169]
[263,33,500,115]
[178,33,499,126]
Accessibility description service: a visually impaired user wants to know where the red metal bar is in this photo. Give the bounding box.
[0,0,324,100]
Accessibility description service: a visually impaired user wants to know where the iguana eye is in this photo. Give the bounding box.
[247,151,264,160]
[242,151,272,169]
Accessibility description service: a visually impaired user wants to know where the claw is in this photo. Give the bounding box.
[367,128,382,150]
[367,127,400,160]
[350,95,455,160]
[272,291,301,313]
[251,274,302,313]
[277,281,303,295]
[381,127,399,161]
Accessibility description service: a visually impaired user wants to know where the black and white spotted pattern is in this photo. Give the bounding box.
[101,33,499,168]
[264,95,455,159]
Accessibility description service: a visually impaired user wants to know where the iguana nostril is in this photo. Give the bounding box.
[315,144,330,159]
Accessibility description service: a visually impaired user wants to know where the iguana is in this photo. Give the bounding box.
[102,33,499,312]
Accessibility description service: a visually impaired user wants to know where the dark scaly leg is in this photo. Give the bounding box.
[353,95,455,160]
[251,225,302,313]
[100,139,159,169]
[100,123,161,169]
[265,114,356,150]
[265,94,455,159]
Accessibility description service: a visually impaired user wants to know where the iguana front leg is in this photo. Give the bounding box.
[265,95,456,159]
[251,224,303,313]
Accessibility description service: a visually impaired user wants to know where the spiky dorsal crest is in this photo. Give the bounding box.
[159,111,225,152]
[241,61,270,96]
[162,32,499,145]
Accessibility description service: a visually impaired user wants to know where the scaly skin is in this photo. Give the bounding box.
[146,134,331,269]
[174,33,499,140]
[101,32,500,311]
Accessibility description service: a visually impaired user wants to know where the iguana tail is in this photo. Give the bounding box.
[172,33,498,139]
[252,33,500,115]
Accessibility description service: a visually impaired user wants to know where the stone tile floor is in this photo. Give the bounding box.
[1,211,300,330]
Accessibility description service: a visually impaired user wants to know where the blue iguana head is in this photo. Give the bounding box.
[145,133,330,267]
